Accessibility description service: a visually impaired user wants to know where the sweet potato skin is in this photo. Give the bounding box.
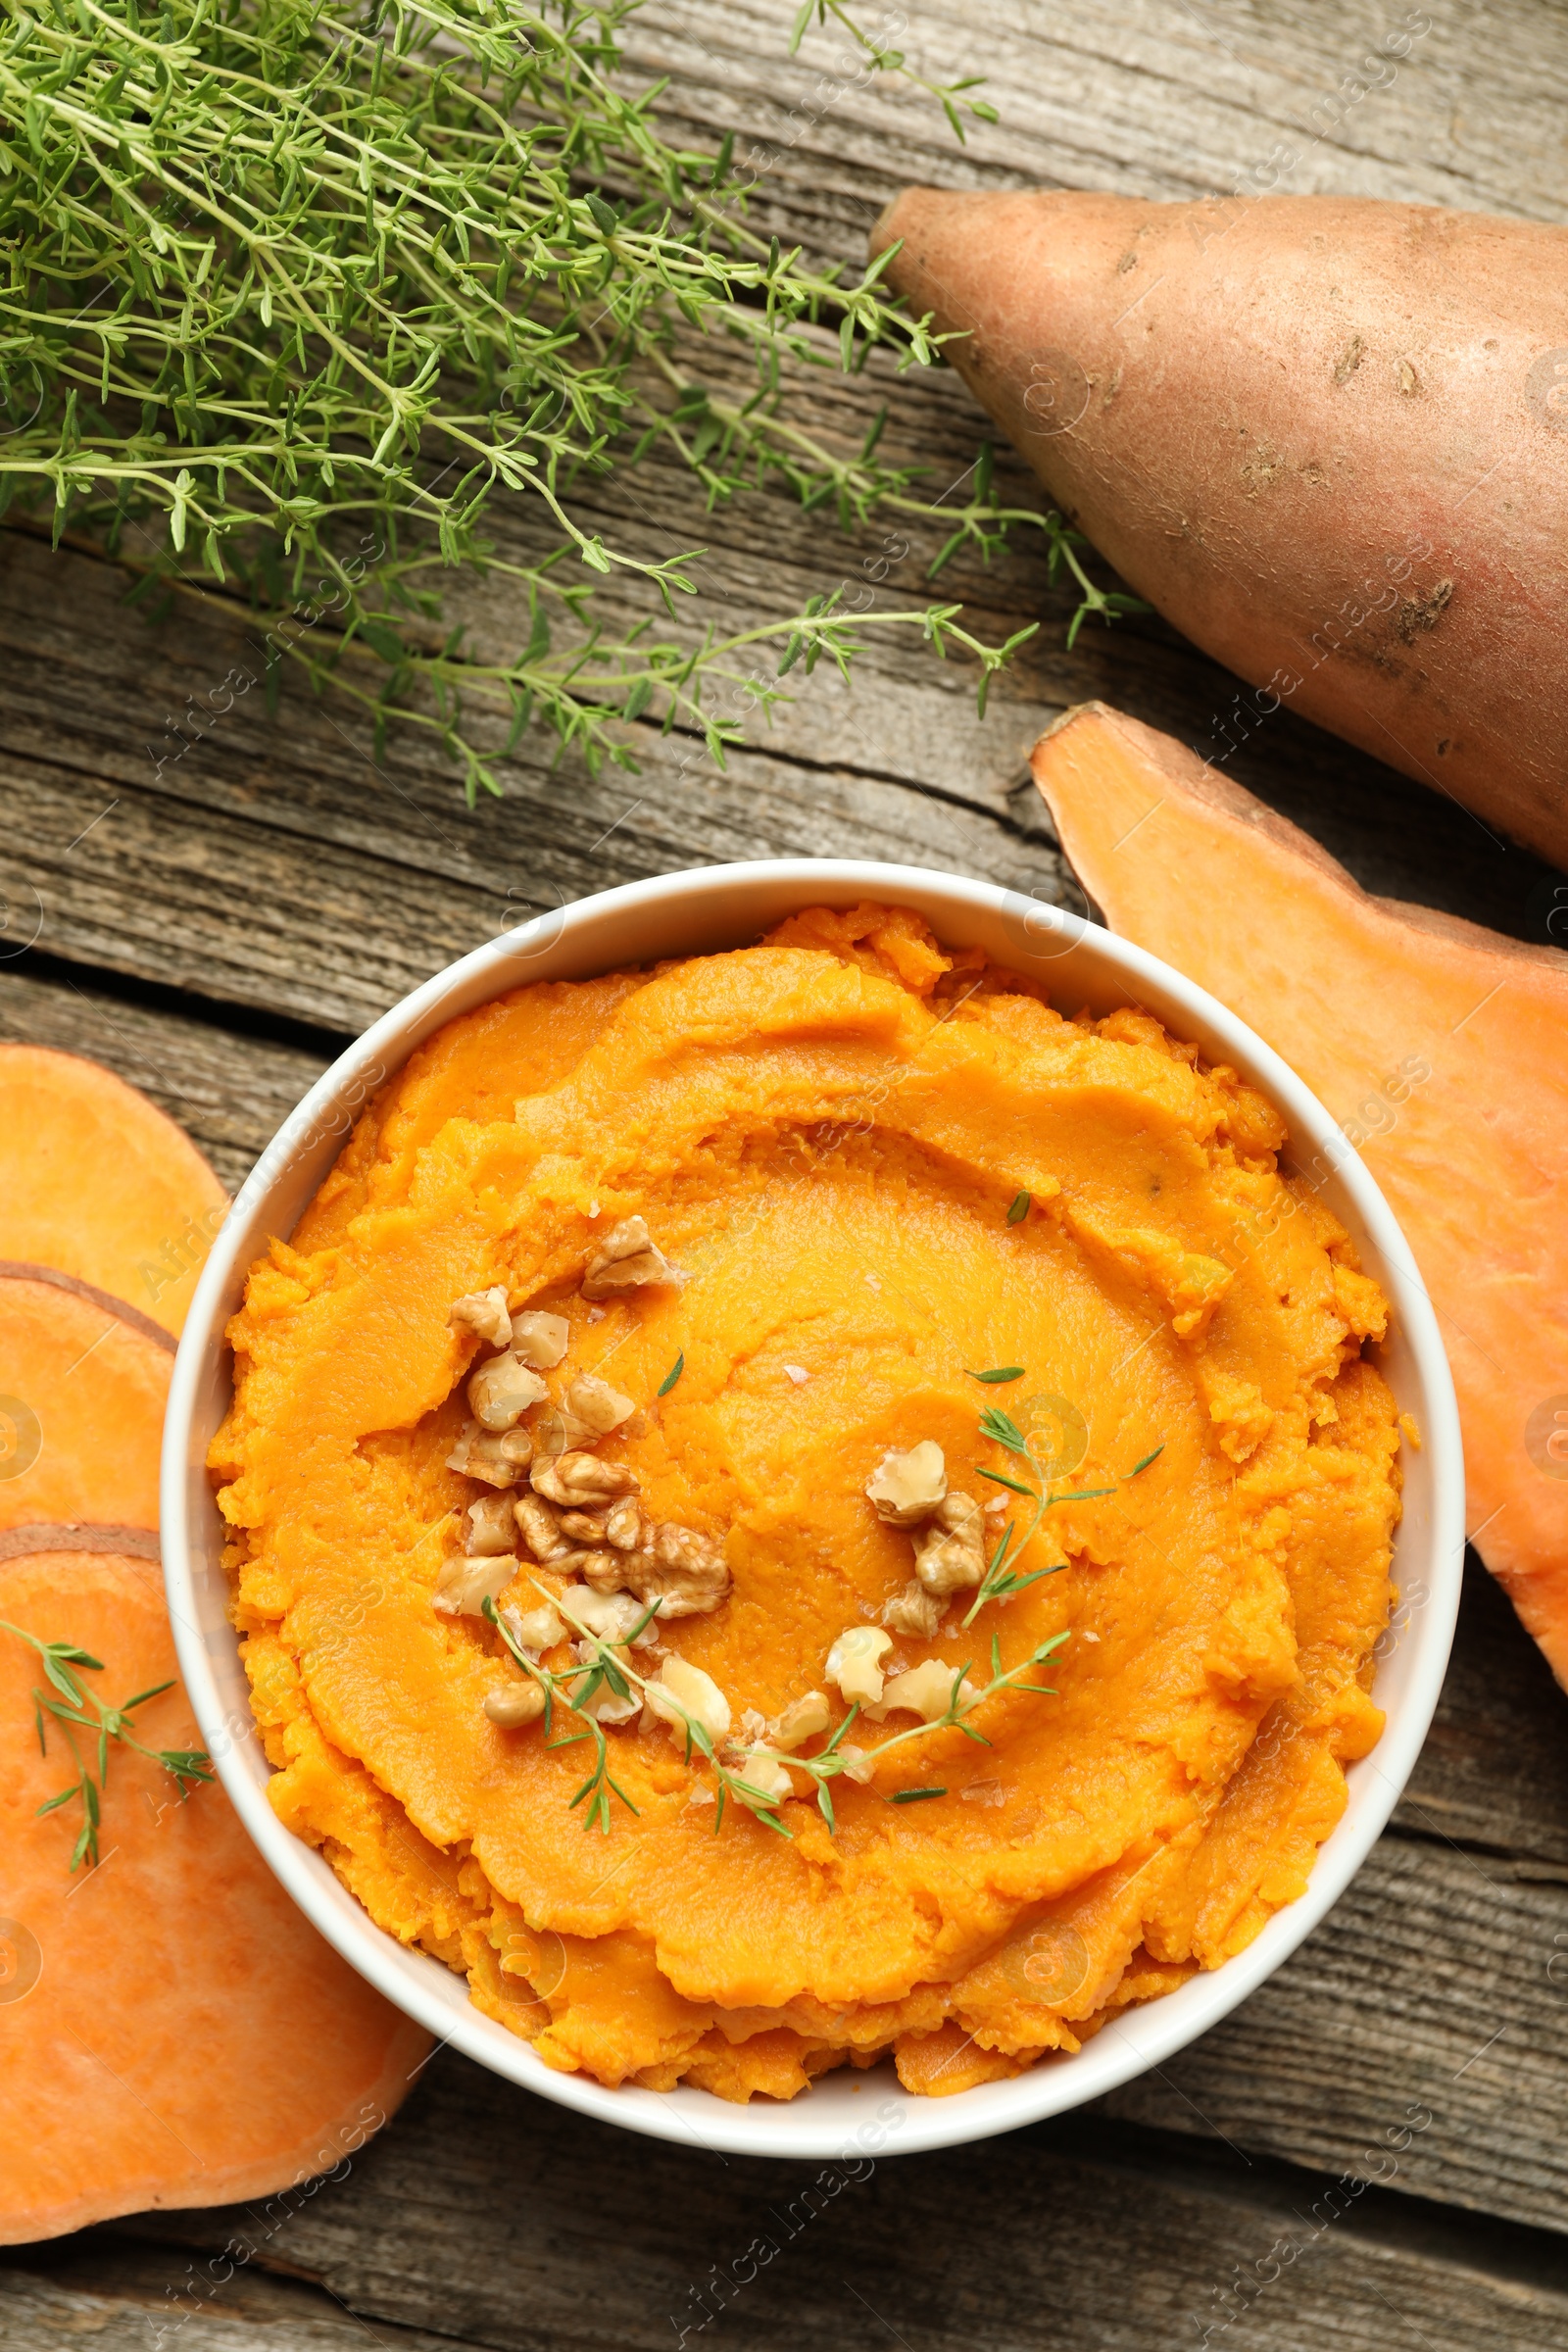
[873,189,1568,865]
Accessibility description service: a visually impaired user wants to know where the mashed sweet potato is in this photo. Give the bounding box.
[213,904,1401,2101]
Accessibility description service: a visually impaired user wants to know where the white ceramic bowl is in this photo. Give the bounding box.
[163,859,1464,2162]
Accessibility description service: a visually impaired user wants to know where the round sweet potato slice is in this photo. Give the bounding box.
[0,1543,430,2243]
[0,1266,173,1534]
[0,1046,227,1336]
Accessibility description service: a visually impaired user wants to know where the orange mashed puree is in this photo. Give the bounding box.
[213,904,1400,2102]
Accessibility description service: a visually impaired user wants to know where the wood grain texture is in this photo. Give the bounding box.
[5,0,1568,2325]
[47,2056,1568,2352]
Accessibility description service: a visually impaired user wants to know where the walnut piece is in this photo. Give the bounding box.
[445,1420,533,1488]
[451,1287,512,1348]
[825,1625,893,1706]
[483,1683,545,1729]
[865,1440,948,1528]
[560,1546,625,1592]
[582,1214,674,1299]
[734,1750,793,1803]
[911,1491,986,1596]
[868,1658,977,1724]
[558,1583,661,1648]
[605,1496,643,1551]
[467,1349,549,1431]
[644,1655,731,1743]
[511,1309,569,1368]
[559,1508,609,1544]
[504,1598,565,1652]
[465,1494,520,1557]
[613,1523,730,1618]
[514,1493,570,1563]
[881,1582,946,1640]
[433,1552,516,1618]
[532,1450,640,1506]
[564,1373,636,1436]
[767,1690,831,1752]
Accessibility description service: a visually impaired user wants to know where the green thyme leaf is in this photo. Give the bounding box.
[889,1787,946,1804]
[1006,1192,1032,1225]
[978,1404,1029,1453]
[1127,1444,1165,1477]
[968,1366,1025,1384]
[976,1466,1035,1496]
[658,1352,685,1396]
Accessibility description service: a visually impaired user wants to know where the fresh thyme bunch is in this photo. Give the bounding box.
[0,0,1132,801]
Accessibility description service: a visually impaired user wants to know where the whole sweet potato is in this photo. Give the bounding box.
[873,189,1568,866]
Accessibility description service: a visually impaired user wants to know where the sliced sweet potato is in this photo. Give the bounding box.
[0,1544,430,2243]
[0,1266,172,1534]
[0,1046,227,1336]
[1030,701,1568,1681]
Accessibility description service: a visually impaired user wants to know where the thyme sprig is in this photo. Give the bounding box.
[482,1586,1067,1838]
[0,0,1135,803]
[961,1399,1130,1626]
[789,0,998,144]
[2,1620,214,1871]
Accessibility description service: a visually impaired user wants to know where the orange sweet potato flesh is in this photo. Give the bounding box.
[0,1047,227,1335]
[1031,701,1568,1681]
[873,190,1568,865]
[0,1267,173,1533]
[0,1545,430,2242]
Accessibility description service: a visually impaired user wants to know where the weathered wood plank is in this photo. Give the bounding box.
[1097,1827,1568,2230]
[49,2050,1568,2352]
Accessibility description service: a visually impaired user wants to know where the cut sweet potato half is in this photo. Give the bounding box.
[0,1046,227,1336]
[0,1544,430,2243]
[0,1266,173,1535]
[1031,702,1568,1683]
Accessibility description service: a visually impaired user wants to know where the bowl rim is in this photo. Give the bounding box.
[162,857,1465,2162]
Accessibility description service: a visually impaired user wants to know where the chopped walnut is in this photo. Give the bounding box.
[445,1420,533,1488]
[865,1440,948,1527]
[483,1683,545,1729]
[559,1508,609,1544]
[529,1407,575,1458]
[882,1582,946,1640]
[837,1742,873,1786]
[433,1552,516,1618]
[451,1287,512,1348]
[567,1665,642,1725]
[465,1494,521,1557]
[767,1690,831,1752]
[912,1492,987,1596]
[735,1750,793,1803]
[559,1584,661,1648]
[605,1496,643,1551]
[613,1523,730,1618]
[559,1546,625,1592]
[511,1309,569,1368]
[467,1349,549,1431]
[564,1374,636,1436]
[825,1625,893,1706]
[959,1778,1008,1808]
[532,1450,640,1506]
[514,1493,570,1563]
[644,1655,731,1743]
[869,1658,978,1724]
[504,1598,565,1653]
[582,1215,674,1299]
[536,1375,638,1454]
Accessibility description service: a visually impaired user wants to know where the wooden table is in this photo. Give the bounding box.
[4,2,1568,2343]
